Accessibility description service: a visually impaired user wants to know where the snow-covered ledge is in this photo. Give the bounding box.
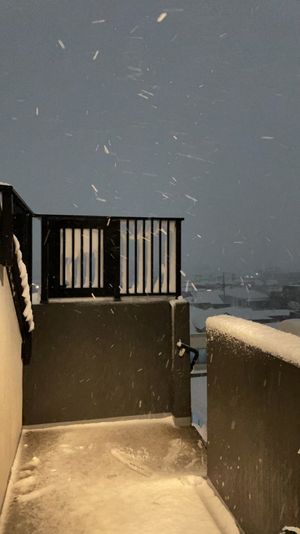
[206,314,300,533]
[206,314,300,368]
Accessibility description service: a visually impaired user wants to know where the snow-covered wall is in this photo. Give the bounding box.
[0,266,22,512]
[206,315,300,533]
[207,314,300,368]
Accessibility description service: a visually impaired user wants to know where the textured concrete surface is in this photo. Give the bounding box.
[0,417,238,533]
[207,326,300,534]
[24,299,190,425]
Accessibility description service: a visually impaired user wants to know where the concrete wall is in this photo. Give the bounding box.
[0,266,22,512]
[207,321,300,534]
[24,299,190,425]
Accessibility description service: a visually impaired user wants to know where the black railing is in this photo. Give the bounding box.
[0,185,183,366]
[39,214,183,302]
[0,185,183,307]
[40,215,120,301]
[0,184,33,362]
[0,185,33,277]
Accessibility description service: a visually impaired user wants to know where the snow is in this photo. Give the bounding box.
[185,194,198,202]
[0,418,238,534]
[13,236,34,332]
[157,12,168,23]
[57,39,65,50]
[14,475,36,493]
[190,304,290,334]
[193,423,207,443]
[206,315,300,368]
[191,373,207,442]
[191,289,224,306]
[275,319,300,337]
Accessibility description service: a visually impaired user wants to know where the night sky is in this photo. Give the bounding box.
[1,0,300,278]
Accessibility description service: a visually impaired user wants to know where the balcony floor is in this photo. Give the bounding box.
[0,417,238,534]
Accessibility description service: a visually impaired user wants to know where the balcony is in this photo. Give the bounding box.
[0,185,299,534]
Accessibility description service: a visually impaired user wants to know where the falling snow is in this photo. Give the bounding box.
[157,12,168,23]
[57,39,66,50]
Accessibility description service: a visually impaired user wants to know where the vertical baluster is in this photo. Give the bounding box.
[158,219,162,294]
[175,219,182,298]
[62,227,66,288]
[80,228,84,288]
[89,228,93,288]
[98,228,101,289]
[166,220,170,294]
[134,220,137,293]
[41,217,49,303]
[126,219,129,294]
[150,219,154,294]
[71,228,75,288]
[100,229,104,288]
[142,219,146,293]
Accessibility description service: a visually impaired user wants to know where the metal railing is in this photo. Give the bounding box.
[39,214,183,302]
[0,184,33,362]
[0,185,183,305]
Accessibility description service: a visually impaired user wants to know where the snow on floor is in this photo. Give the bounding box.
[191,374,207,442]
[0,417,239,534]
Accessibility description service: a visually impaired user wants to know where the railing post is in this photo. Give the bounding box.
[26,213,33,296]
[0,187,14,266]
[106,219,121,300]
[175,219,182,298]
[13,207,33,295]
[41,217,49,303]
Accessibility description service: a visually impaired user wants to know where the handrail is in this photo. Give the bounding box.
[1,185,183,304]
[40,214,183,301]
[0,184,34,216]
[0,184,33,274]
[35,213,184,222]
[0,185,33,363]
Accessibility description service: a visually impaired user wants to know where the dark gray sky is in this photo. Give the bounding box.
[1,0,300,277]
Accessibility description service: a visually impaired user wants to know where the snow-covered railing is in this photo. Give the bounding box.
[0,184,33,362]
[13,236,34,333]
[40,214,182,301]
[0,184,33,267]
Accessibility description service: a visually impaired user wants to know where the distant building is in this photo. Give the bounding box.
[222,287,270,309]
[189,289,226,309]
[282,285,300,307]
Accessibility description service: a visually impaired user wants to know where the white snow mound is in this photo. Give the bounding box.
[13,235,34,332]
[206,315,300,368]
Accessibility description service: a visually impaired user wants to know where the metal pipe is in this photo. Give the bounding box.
[176,340,199,370]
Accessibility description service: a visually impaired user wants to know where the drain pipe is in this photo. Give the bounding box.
[176,340,199,370]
